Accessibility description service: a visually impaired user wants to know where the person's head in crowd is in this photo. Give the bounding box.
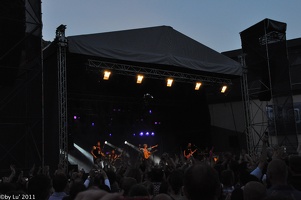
[267,159,288,186]
[264,195,295,200]
[73,188,123,200]
[220,169,235,187]
[128,183,150,199]
[52,172,68,193]
[167,169,184,195]
[158,180,168,194]
[243,181,266,200]
[121,177,137,197]
[66,181,86,200]
[153,193,173,200]
[239,170,259,187]
[0,182,16,194]
[27,174,52,200]
[149,167,164,182]
[92,172,110,192]
[106,169,120,193]
[287,155,301,191]
[125,167,143,183]
[183,163,220,200]
[288,155,301,175]
[142,180,154,197]
[230,188,244,200]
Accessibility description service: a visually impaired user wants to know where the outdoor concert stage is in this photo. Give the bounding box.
[43,25,242,172]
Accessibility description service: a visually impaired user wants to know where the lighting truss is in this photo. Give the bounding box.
[87,59,233,85]
[56,24,68,173]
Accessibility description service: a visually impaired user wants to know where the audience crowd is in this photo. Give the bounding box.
[1,137,301,200]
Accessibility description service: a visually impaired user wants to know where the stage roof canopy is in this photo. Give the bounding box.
[67,25,242,77]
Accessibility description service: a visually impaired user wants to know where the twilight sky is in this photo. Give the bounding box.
[42,0,301,52]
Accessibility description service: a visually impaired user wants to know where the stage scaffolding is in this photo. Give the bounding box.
[240,54,272,156]
[0,0,43,171]
[55,25,68,173]
[240,19,298,155]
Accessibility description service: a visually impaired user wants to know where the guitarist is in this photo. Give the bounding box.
[184,143,197,161]
[140,143,158,160]
[140,143,158,172]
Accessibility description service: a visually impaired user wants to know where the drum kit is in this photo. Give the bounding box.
[95,151,124,171]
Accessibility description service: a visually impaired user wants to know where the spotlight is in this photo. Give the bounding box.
[167,78,173,87]
[146,132,149,136]
[221,85,227,93]
[73,116,77,120]
[124,141,127,144]
[140,132,143,136]
[103,70,111,80]
[137,74,144,84]
[105,141,107,144]
[195,82,202,90]
[151,132,155,136]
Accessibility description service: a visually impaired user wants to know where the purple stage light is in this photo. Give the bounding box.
[109,133,112,136]
[91,122,95,126]
[146,132,149,136]
[151,132,155,136]
[149,110,152,114]
[140,132,143,136]
[73,116,77,120]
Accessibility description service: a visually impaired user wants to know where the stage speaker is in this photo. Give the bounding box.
[240,18,287,101]
[0,0,26,86]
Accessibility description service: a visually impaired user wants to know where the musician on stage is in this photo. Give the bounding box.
[91,141,105,165]
[183,143,197,161]
[140,144,158,160]
[108,149,120,165]
[139,143,158,172]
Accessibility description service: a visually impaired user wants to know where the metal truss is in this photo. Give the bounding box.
[240,54,274,156]
[56,25,68,173]
[0,0,43,170]
[241,59,255,156]
[87,59,233,85]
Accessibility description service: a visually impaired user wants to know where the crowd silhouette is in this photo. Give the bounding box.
[1,137,301,200]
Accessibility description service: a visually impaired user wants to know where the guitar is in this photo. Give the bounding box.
[184,149,197,159]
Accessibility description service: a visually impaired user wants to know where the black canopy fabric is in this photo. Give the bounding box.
[67,25,242,77]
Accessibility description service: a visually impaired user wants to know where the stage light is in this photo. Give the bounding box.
[140,132,143,136]
[151,132,155,136]
[74,143,93,161]
[167,78,173,87]
[195,82,202,90]
[137,74,144,84]
[103,70,111,80]
[91,122,95,126]
[124,141,127,144]
[73,115,77,120]
[146,132,149,136]
[105,141,107,144]
[221,85,227,93]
